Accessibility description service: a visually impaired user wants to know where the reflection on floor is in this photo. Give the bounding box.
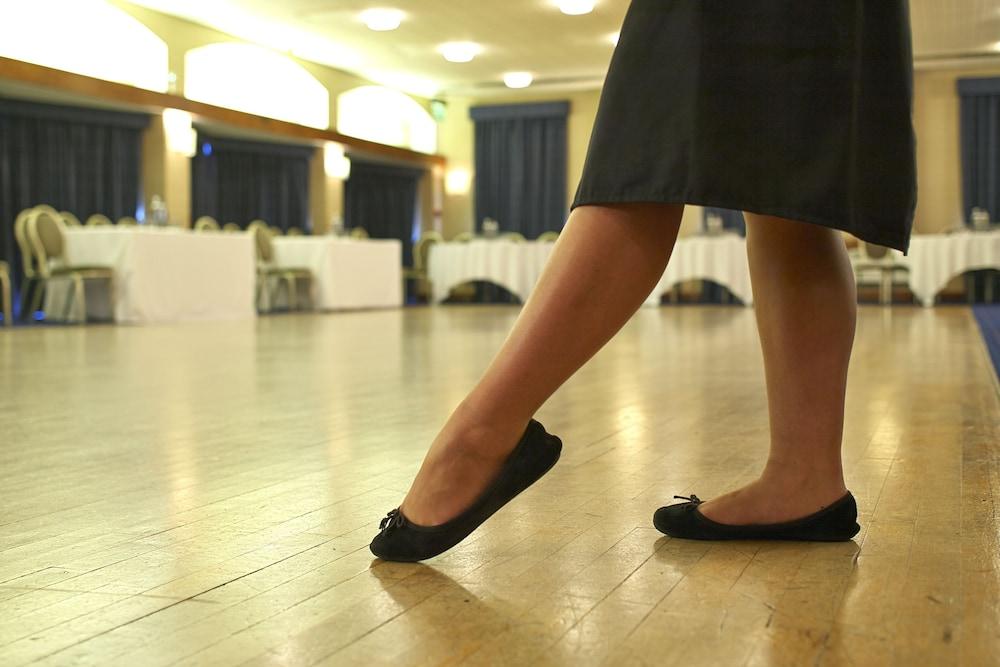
[0,306,997,665]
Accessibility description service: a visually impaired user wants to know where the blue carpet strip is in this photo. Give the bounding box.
[973,306,1000,382]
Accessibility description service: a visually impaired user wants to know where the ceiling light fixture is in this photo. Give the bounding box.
[438,42,482,63]
[503,71,533,89]
[558,0,596,16]
[360,8,404,32]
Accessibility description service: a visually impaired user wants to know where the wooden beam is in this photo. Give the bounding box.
[0,57,446,168]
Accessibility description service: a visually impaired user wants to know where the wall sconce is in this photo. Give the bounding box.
[324,142,352,180]
[162,108,196,157]
[445,168,472,195]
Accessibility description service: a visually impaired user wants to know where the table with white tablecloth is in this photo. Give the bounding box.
[271,237,403,310]
[644,233,752,306]
[45,227,256,324]
[427,239,556,303]
[427,234,752,306]
[902,230,1000,306]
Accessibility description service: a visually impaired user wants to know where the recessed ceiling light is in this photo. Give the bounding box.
[438,42,482,63]
[558,0,596,16]
[503,72,533,89]
[360,8,404,31]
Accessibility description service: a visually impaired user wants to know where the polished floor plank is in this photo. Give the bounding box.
[1,306,997,666]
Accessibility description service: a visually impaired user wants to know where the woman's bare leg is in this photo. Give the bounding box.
[402,203,684,526]
[698,214,855,524]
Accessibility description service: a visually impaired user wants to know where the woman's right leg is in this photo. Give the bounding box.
[401,203,684,526]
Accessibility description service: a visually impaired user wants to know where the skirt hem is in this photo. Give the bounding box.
[571,188,911,254]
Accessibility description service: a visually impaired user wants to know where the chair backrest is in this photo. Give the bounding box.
[412,236,439,272]
[452,231,473,242]
[537,231,559,243]
[14,208,36,277]
[27,210,66,277]
[861,242,889,261]
[61,211,82,226]
[194,216,220,232]
[117,216,138,226]
[287,227,304,236]
[349,226,369,239]
[86,214,112,226]
[500,232,526,243]
[421,230,445,243]
[222,222,242,233]
[247,220,273,262]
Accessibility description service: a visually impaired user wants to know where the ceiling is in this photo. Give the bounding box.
[124,0,1000,99]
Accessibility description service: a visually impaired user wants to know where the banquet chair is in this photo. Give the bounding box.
[451,231,473,242]
[249,221,312,313]
[14,208,43,321]
[194,216,220,232]
[500,232,527,242]
[403,234,440,302]
[0,261,11,326]
[287,227,304,236]
[117,216,138,226]
[222,222,242,233]
[15,205,64,319]
[349,226,370,239]
[853,242,909,305]
[85,214,112,226]
[537,231,560,243]
[61,211,82,227]
[27,210,114,323]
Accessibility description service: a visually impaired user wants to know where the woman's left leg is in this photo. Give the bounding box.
[697,213,856,524]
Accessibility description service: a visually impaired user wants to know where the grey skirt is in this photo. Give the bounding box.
[572,0,918,252]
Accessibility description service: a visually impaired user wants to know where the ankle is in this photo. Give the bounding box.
[438,401,528,457]
[453,398,529,435]
[759,460,846,492]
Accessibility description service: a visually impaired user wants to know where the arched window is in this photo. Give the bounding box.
[337,86,437,154]
[184,44,330,130]
[0,0,168,92]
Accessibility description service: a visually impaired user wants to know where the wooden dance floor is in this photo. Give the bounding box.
[1,306,997,666]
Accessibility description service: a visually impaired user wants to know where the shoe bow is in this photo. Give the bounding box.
[673,494,702,504]
[379,508,406,532]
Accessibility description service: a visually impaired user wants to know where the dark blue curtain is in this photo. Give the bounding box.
[957,78,1000,303]
[192,132,313,232]
[344,158,423,268]
[0,98,148,313]
[471,101,568,238]
[958,77,1000,225]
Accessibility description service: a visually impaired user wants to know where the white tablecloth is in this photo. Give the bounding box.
[903,230,1000,306]
[427,235,752,306]
[427,240,556,303]
[45,227,255,324]
[271,237,402,310]
[644,234,753,306]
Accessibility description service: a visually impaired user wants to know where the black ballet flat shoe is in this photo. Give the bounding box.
[370,419,562,562]
[653,491,861,542]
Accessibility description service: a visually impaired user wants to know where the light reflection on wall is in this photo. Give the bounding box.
[184,43,330,130]
[337,86,438,154]
[0,0,169,92]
